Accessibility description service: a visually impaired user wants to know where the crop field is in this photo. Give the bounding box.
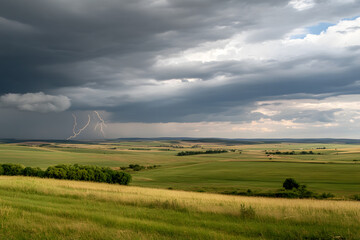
[0,176,359,240]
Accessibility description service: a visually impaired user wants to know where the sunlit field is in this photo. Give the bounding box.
[0,176,359,240]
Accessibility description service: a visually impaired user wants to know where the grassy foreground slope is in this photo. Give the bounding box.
[0,176,359,240]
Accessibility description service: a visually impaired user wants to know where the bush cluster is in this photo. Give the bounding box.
[177,149,228,156]
[223,178,334,199]
[351,194,360,201]
[0,163,131,185]
[128,148,151,150]
[120,164,160,171]
[224,189,334,199]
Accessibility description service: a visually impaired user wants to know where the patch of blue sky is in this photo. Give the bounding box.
[290,22,335,39]
[342,15,360,21]
[290,33,307,39]
[307,22,335,35]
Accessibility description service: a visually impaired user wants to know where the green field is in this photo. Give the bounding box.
[0,141,359,197]
[1,140,360,239]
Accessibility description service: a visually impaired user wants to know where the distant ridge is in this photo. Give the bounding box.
[115,137,360,144]
[1,137,360,144]
[182,138,360,144]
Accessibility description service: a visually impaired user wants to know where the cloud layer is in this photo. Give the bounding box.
[0,0,360,138]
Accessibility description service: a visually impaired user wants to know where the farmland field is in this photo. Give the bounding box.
[0,141,359,197]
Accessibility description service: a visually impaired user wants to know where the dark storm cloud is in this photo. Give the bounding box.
[0,0,307,89]
[1,0,360,130]
[104,52,360,123]
[0,0,266,93]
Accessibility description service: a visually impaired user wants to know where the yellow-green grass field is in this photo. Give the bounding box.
[0,176,359,240]
[0,141,359,197]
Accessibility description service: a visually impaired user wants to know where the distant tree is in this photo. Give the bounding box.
[283,178,300,190]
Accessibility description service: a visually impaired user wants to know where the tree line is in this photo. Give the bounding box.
[177,149,228,156]
[0,163,131,185]
[265,150,318,155]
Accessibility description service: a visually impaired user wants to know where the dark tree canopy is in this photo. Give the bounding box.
[0,163,131,185]
[283,178,300,190]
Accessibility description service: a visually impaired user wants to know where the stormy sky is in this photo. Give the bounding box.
[1,0,360,139]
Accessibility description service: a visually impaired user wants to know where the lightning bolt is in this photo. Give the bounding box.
[93,111,107,137]
[67,114,91,140]
[67,111,107,140]
[71,114,77,135]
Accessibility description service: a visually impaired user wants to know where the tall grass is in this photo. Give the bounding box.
[0,176,359,239]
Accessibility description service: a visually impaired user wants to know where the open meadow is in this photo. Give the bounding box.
[0,176,359,240]
[0,140,360,239]
[0,140,359,197]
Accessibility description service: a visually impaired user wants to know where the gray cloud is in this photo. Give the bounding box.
[0,92,71,113]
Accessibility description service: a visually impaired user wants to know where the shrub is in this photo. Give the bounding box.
[351,194,360,201]
[283,178,300,190]
[319,192,335,199]
[239,204,255,219]
[296,185,314,198]
[129,164,144,171]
